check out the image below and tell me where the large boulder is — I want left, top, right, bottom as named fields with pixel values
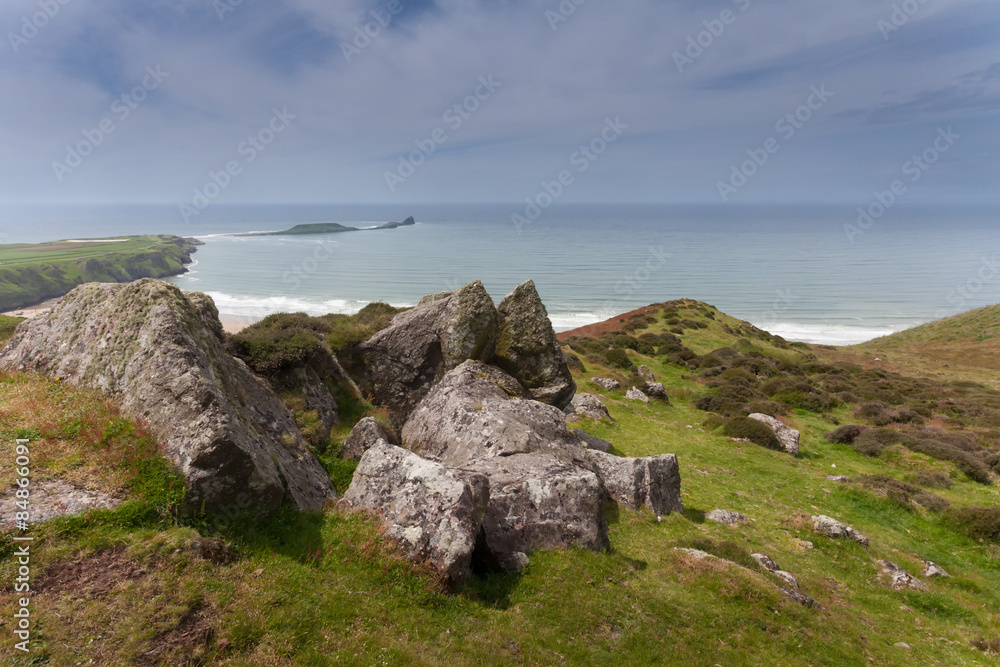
left=586, top=451, right=683, bottom=516
left=748, top=413, right=800, bottom=455
left=341, top=440, right=489, bottom=591
left=354, top=280, right=498, bottom=428
left=565, top=392, right=612, bottom=423
left=0, top=280, right=336, bottom=516
left=494, top=280, right=575, bottom=410
left=402, top=361, right=608, bottom=569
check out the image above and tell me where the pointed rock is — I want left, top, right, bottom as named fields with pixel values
left=494, top=280, right=576, bottom=410
left=342, top=417, right=394, bottom=461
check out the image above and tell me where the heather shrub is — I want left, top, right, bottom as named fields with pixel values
left=721, top=417, right=782, bottom=451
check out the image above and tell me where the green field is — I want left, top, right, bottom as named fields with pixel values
left=0, top=234, right=199, bottom=310
left=1, top=300, right=999, bottom=665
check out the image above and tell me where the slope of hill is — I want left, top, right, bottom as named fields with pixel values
left=1, top=296, right=999, bottom=665
left=0, top=235, right=200, bottom=310
left=823, top=304, right=1000, bottom=387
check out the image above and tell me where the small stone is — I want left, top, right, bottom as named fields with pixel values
left=638, top=365, right=656, bottom=382
left=812, top=515, right=869, bottom=548
left=705, top=509, right=748, bottom=525
left=878, top=560, right=928, bottom=591
left=751, top=553, right=779, bottom=572
left=773, top=570, right=799, bottom=590
left=625, top=387, right=649, bottom=403
left=675, top=547, right=712, bottom=560
left=591, top=378, right=622, bottom=391
left=826, top=475, right=850, bottom=482
left=894, top=642, right=911, bottom=650
left=643, top=381, right=670, bottom=403
left=922, top=560, right=951, bottom=578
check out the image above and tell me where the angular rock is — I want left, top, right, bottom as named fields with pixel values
left=341, top=441, right=489, bottom=591
left=587, top=451, right=683, bottom=516
left=922, top=560, right=951, bottom=578
left=591, top=378, right=622, bottom=392
left=878, top=560, right=928, bottom=591
left=643, top=382, right=670, bottom=403
left=751, top=553, right=779, bottom=572
left=625, top=387, right=649, bottom=403
left=826, top=475, right=851, bottom=482
left=675, top=547, right=712, bottom=559
left=494, top=280, right=576, bottom=409
left=0, top=280, right=335, bottom=515
left=565, top=392, right=612, bottom=423
left=638, top=365, right=656, bottom=382
left=748, top=413, right=800, bottom=455
left=812, top=515, right=869, bottom=547
left=342, top=417, right=393, bottom=461
left=402, top=361, right=609, bottom=569
left=706, top=509, right=748, bottom=525
left=573, top=430, right=613, bottom=453
left=774, top=570, right=799, bottom=589
left=0, top=480, right=120, bottom=527
left=780, top=587, right=818, bottom=608
left=355, top=280, right=499, bottom=428
left=294, top=365, right=340, bottom=438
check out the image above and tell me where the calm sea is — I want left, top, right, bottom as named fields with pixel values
left=1, top=203, right=998, bottom=345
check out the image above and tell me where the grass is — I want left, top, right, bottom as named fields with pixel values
left=0, top=234, right=199, bottom=310
left=3, top=299, right=1000, bottom=664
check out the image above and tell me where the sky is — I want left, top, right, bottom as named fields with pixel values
left=0, top=0, right=998, bottom=205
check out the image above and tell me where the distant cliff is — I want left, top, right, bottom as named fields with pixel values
left=0, top=234, right=201, bottom=311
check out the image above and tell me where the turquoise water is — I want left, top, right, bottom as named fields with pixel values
left=2, top=203, right=998, bottom=344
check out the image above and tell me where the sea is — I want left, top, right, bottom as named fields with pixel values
left=1, top=203, right=998, bottom=345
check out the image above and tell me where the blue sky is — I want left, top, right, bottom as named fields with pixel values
left=0, top=0, right=997, bottom=204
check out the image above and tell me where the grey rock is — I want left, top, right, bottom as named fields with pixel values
left=0, top=479, right=120, bottom=527
left=643, top=382, right=670, bottom=403
left=587, top=450, right=683, bottom=516
left=812, top=515, right=869, bottom=547
left=878, top=560, right=928, bottom=591
left=675, top=547, right=712, bottom=560
left=826, top=475, right=851, bottom=482
left=0, top=280, right=335, bottom=515
left=894, top=642, right=911, bottom=650
left=780, top=586, right=819, bottom=608
left=573, top=430, right=613, bottom=453
left=774, top=570, right=800, bottom=589
left=402, top=361, right=609, bottom=569
left=922, top=560, right=951, bottom=578
left=294, top=365, right=340, bottom=437
left=751, top=553, right=779, bottom=572
left=591, top=378, right=622, bottom=391
left=355, top=280, right=499, bottom=428
left=342, top=441, right=489, bottom=591
left=565, top=392, right=612, bottom=423
left=638, top=365, right=656, bottom=382
left=748, top=413, right=800, bottom=455
left=705, top=509, right=748, bottom=525
left=494, top=280, right=576, bottom=409
left=342, top=417, right=393, bottom=461
left=625, top=387, right=649, bottom=403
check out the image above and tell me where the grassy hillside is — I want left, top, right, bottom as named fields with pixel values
left=0, top=235, right=200, bottom=311
left=821, top=304, right=1000, bottom=388
left=2, top=301, right=1000, bottom=665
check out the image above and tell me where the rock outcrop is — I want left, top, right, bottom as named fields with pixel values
left=638, top=365, right=656, bottom=382
left=342, top=417, right=394, bottom=461
left=922, top=560, right=950, bottom=578
left=341, top=441, right=489, bottom=591
left=878, top=560, right=928, bottom=591
left=0, top=280, right=336, bottom=515
left=705, top=509, right=747, bottom=525
left=812, top=515, right=869, bottom=547
left=587, top=451, right=683, bottom=516
left=402, top=361, right=608, bottom=569
left=643, top=382, right=670, bottom=403
left=354, top=280, right=499, bottom=428
left=494, top=280, right=576, bottom=410
left=573, top=430, right=613, bottom=453
left=565, top=392, right=612, bottom=423
left=748, top=413, right=800, bottom=455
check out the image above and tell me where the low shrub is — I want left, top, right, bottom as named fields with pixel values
left=856, top=474, right=950, bottom=512
left=944, top=506, right=1000, bottom=543
left=605, top=348, right=634, bottom=371
left=825, top=424, right=869, bottom=445
left=913, top=471, right=953, bottom=490
left=229, top=313, right=331, bottom=374
left=721, top=417, right=781, bottom=451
